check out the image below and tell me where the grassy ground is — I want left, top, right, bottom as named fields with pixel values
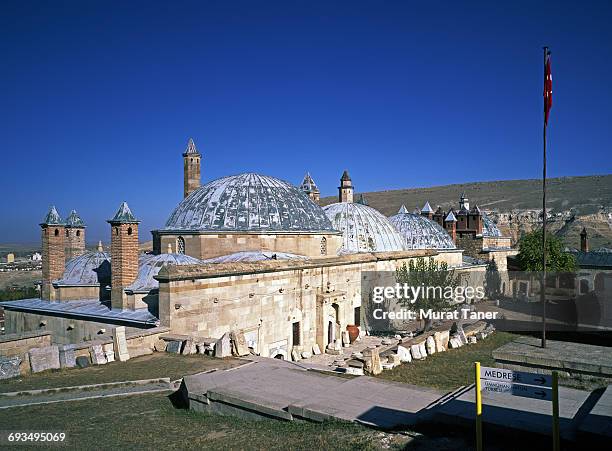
left=0, top=353, right=242, bottom=393
left=377, top=332, right=516, bottom=391
left=0, top=269, right=41, bottom=290
left=0, top=393, right=474, bottom=450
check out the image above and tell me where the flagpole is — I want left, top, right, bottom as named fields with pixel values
left=541, top=46, right=549, bottom=349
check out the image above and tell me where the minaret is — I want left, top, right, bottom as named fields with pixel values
left=444, top=210, right=457, bottom=243
left=108, top=202, right=140, bottom=310
left=338, top=170, right=354, bottom=203
left=65, top=210, right=86, bottom=260
left=300, top=172, right=320, bottom=204
left=580, top=227, right=589, bottom=252
left=40, top=206, right=65, bottom=300
left=459, top=192, right=470, bottom=211
left=183, top=138, right=201, bottom=198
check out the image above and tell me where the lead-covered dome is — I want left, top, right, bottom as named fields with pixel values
left=55, top=251, right=111, bottom=286
left=164, top=173, right=335, bottom=233
left=388, top=211, right=456, bottom=250
left=127, top=253, right=201, bottom=292
left=323, top=203, right=406, bottom=253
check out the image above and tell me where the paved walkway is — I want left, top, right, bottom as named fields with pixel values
left=182, top=357, right=612, bottom=442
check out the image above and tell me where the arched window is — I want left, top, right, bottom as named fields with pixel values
left=320, top=237, right=327, bottom=255
left=65, top=229, right=69, bottom=237
left=177, top=236, right=185, bottom=254
left=54, top=229, right=59, bottom=237
left=76, top=230, right=81, bottom=237
left=127, top=227, right=133, bottom=236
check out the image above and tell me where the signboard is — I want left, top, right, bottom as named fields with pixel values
left=474, top=362, right=560, bottom=451
left=480, top=367, right=551, bottom=388
left=481, top=379, right=552, bottom=401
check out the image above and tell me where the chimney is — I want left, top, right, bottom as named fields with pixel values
left=65, top=210, right=86, bottom=260
left=444, top=210, right=457, bottom=243
left=580, top=227, right=589, bottom=252
left=40, top=206, right=65, bottom=300
left=108, top=202, right=140, bottom=310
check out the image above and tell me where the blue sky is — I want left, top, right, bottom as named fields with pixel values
left=1, top=0, right=611, bottom=243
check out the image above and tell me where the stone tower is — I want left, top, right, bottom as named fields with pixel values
left=65, top=210, right=86, bottom=260
left=338, top=170, right=354, bottom=203
left=108, top=202, right=140, bottom=310
left=459, top=192, right=470, bottom=211
left=183, top=138, right=201, bottom=198
left=580, top=227, right=589, bottom=252
left=444, top=210, right=457, bottom=243
left=40, top=206, right=65, bottom=300
left=300, top=172, right=320, bottom=204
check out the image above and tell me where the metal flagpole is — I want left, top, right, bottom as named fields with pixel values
left=541, top=46, right=549, bottom=349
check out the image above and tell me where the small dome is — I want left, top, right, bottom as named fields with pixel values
left=164, top=173, right=335, bottom=233
left=127, top=253, right=201, bottom=292
left=202, top=251, right=307, bottom=263
left=482, top=213, right=502, bottom=237
left=56, top=251, right=111, bottom=286
left=388, top=212, right=456, bottom=250
left=323, top=203, right=405, bottom=253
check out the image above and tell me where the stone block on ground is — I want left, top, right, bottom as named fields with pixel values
left=113, top=326, right=130, bottom=362
left=166, top=340, right=182, bottom=354
left=418, top=342, right=427, bottom=358
left=215, top=333, right=232, bottom=358
left=426, top=336, right=436, bottom=355
left=410, top=344, right=424, bottom=360
left=449, top=336, right=463, bottom=349
left=90, top=344, right=107, bottom=365
left=230, top=331, right=250, bottom=357
left=312, top=344, right=321, bottom=355
left=76, top=356, right=90, bottom=368
left=468, top=336, right=477, bottom=344
left=362, top=347, right=382, bottom=375
left=341, top=331, right=350, bottom=347
left=182, top=339, right=196, bottom=355
left=29, top=346, right=60, bottom=373
left=301, top=351, right=312, bottom=359
left=154, top=339, right=167, bottom=352
left=291, top=349, right=301, bottom=361
left=0, top=356, right=22, bottom=380
left=58, top=344, right=76, bottom=368
left=397, top=345, right=412, bottom=363
left=103, top=343, right=115, bottom=363
left=434, top=330, right=450, bottom=352
left=388, top=353, right=401, bottom=367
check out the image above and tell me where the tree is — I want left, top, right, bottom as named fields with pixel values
left=485, top=259, right=502, bottom=298
left=517, top=230, right=576, bottom=272
left=396, top=257, right=460, bottom=330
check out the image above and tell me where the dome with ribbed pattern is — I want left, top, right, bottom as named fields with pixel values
left=163, top=173, right=335, bottom=233
left=323, top=203, right=405, bottom=253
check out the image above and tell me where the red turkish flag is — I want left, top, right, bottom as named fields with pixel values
left=544, top=52, right=552, bottom=125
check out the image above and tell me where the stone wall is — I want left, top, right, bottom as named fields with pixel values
left=0, top=331, right=53, bottom=375
left=3, top=311, right=150, bottom=345
left=155, top=231, right=344, bottom=259
left=157, top=249, right=466, bottom=358
left=65, top=227, right=85, bottom=260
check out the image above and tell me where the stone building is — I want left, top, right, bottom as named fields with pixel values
left=2, top=138, right=494, bottom=357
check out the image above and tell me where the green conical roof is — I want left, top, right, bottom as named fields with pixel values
left=40, top=206, right=64, bottom=226
left=108, top=202, right=139, bottom=224
left=65, top=210, right=86, bottom=228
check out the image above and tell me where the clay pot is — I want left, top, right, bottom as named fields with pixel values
left=346, top=324, right=360, bottom=343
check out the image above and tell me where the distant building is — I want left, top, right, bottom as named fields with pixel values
left=31, top=252, right=42, bottom=261
left=6, top=253, right=14, bottom=264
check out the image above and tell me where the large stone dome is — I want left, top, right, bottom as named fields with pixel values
left=388, top=211, right=456, bottom=250
left=163, top=173, right=335, bottom=233
left=55, top=250, right=111, bottom=286
left=323, top=203, right=406, bottom=253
